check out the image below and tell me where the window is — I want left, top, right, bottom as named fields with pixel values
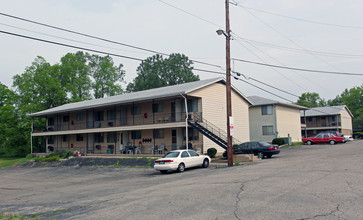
left=63, top=115, right=69, bottom=122
left=308, top=117, right=316, bottom=122
left=184, top=128, right=199, bottom=141
left=154, top=129, right=164, bottom=139
left=107, top=109, right=116, bottom=120
left=152, top=103, right=164, bottom=113
left=76, top=134, right=83, bottom=142
left=94, top=133, right=104, bottom=143
left=261, top=105, right=273, bottom=115
left=262, top=125, right=274, bottom=135
left=95, top=111, right=104, bottom=121
left=107, top=132, right=117, bottom=143
left=181, top=151, right=190, bottom=158
left=131, top=130, right=142, bottom=139
left=48, top=137, right=54, bottom=144
left=76, top=113, right=84, bottom=121
left=182, top=99, right=198, bottom=112
left=63, top=135, right=68, bottom=142
left=48, top=118, right=55, bottom=126
left=131, top=106, right=141, bottom=115
left=188, top=150, right=199, bottom=157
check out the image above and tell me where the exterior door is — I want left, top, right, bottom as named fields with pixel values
left=171, top=102, right=176, bottom=122
left=172, top=129, right=177, bottom=150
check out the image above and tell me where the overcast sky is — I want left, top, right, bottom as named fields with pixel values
left=1, top=0, right=363, bottom=103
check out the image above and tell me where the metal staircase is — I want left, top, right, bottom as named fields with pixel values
left=188, top=113, right=242, bottom=150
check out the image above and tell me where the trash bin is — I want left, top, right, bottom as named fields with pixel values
left=106, top=150, right=113, bottom=154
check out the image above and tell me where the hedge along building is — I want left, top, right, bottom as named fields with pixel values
left=29, top=77, right=252, bottom=155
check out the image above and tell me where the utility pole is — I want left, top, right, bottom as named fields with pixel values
left=217, top=0, right=233, bottom=166
left=225, top=0, right=233, bottom=167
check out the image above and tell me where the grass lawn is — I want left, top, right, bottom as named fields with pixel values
left=0, top=157, right=31, bottom=168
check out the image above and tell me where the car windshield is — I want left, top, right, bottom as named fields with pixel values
left=162, top=152, right=180, bottom=158
left=259, top=142, right=270, bottom=147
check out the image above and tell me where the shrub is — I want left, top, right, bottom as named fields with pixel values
left=207, top=148, right=217, bottom=158
left=26, top=154, right=36, bottom=159
left=272, top=138, right=285, bottom=146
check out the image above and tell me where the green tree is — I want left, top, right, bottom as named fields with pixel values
left=60, top=51, right=92, bottom=102
left=127, top=53, right=199, bottom=92
left=88, top=54, right=125, bottom=98
left=329, top=85, right=363, bottom=130
left=296, top=92, right=326, bottom=108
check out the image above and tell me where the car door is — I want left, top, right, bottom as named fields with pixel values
left=314, top=134, right=324, bottom=143
left=188, top=150, right=201, bottom=167
left=180, top=150, right=192, bottom=168
left=322, top=134, right=331, bottom=143
left=239, top=143, right=249, bottom=154
left=250, top=142, right=259, bottom=154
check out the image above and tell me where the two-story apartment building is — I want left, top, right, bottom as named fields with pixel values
left=29, top=78, right=251, bottom=155
left=301, top=105, right=353, bottom=137
left=248, top=96, right=307, bottom=143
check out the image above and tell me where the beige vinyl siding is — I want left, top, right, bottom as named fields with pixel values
left=340, top=108, right=353, bottom=135
left=188, top=83, right=250, bottom=154
left=275, top=105, right=302, bottom=142
left=249, top=106, right=275, bottom=142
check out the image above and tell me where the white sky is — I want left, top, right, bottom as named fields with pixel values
left=1, top=0, right=363, bottom=103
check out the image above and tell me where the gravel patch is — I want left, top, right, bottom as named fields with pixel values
left=16, top=157, right=155, bottom=168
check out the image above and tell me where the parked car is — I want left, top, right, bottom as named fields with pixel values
left=318, top=131, right=344, bottom=137
left=344, top=135, right=354, bottom=142
left=154, top=150, right=211, bottom=174
left=223, top=141, right=280, bottom=159
left=302, top=133, right=345, bottom=145
left=355, top=134, right=363, bottom=139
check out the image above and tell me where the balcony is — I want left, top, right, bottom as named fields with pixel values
left=37, top=112, right=196, bottom=133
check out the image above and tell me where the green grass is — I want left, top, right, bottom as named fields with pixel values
left=0, top=158, right=32, bottom=168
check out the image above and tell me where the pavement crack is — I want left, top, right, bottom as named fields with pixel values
left=233, top=183, right=244, bottom=220
left=297, top=204, right=340, bottom=220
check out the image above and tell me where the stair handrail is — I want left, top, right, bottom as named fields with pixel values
left=191, top=112, right=242, bottom=146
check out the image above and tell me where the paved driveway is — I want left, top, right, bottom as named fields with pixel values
left=1, top=140, right=362, bottom=219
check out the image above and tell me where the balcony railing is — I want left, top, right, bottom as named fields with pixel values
left=37, top=112, right=194, bottom=132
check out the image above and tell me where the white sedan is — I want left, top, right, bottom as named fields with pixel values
left=154, top=150, right=211, bottom=174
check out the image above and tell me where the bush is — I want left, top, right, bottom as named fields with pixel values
left=207, top=148, right=217, bottom=158
left=272, top=138, right=285, bottom=146
left=26, top=154, right=37, bottom=159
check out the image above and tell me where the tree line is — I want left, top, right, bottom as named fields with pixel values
left=0, top=51, right=198, bottom=157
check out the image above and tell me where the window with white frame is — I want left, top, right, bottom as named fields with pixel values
left=262, top=125, right=274, bottom=135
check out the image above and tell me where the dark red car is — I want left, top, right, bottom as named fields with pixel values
left=302, top=133, right=345, bottom=145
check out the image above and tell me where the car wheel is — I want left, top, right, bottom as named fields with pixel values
left=177, top=163, right=185, bottom=173
left=329, top=140, right=336, bottom=145
left=160, top=170, right=168, bottom=174
left=202, top=159, right=209, bottom=168
left=306, top=140, right=312, bottom=145
left=257, top=152, right=264, bottom=159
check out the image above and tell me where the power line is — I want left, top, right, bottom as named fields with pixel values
left=232, top=33, right=336, bottom=95
left=232, top=3, right=363, bottom=29
left=0, top=30, right=143, bottom=61
left=232, top=58, right=363, bottom=76
left=234, top=36, right=363, bottom=59
left=239, top=6, right=345, bottom=73
left=0, top=12, right=222, bottom=69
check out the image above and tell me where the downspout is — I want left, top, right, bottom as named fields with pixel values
left=180, top=94, right=188, bottom=150
left=31, top=118, right=33, bottom=154
left=273, top=104, right=278, bottom=138
left=304, top=110, right=307, bottom=138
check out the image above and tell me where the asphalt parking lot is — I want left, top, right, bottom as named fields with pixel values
left=1, top=140, right=362, bottom=219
